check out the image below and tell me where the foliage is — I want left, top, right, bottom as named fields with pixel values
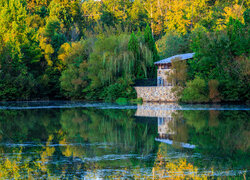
left=86, top=31, right=153, bottom=100
left=0, top=0, right=249, bottom=101
left=144, top=24, right=159, bottom=62
left=59, top=40, right=92, bottom=99
left=156, top=31, right=190, bottom=59
left=187, top=14, right=249, bottom=102
left=115, top=97, right=128, bottom=105
left=167, top=57, right=188, bottom=87
left=208, top=79, right=221, bottom=102
left=181, top=76, right=209, bottom=103
left=101, top=79, right=137, bottom=102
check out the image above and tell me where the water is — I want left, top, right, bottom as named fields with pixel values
left=0, top=102, right=249, bottom=179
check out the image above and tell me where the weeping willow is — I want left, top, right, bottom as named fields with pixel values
left=88, top=34, right=153, bottom=88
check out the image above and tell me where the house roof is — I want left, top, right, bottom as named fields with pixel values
left=154, top=53, right=195, bottom=65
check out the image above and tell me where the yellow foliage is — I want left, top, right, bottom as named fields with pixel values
left=58, top=42, right=71, bottom=63
left=216, top=4, right=245, bottom=30
left=82, top=0, right=102, bottom=22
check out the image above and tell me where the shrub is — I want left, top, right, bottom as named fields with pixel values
left=116, top=98, right=128, bottom=105
left=181, top=77, right=209, bottom=103
left=101, top=79, right=137, bottom=102
left=208, top=79, right=220, bottom=102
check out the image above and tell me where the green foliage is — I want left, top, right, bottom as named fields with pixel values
left=144, top=24, right=159, bottom=62
left=128, top=32, right=139, bottom=57
left=0, top=0, right=248, bottom=102
left=156, top=31, right=190, bottom=59
left=101, top=79, right=137, bottom=102
left=181, top=77, right=209, bottom=103
left=243, top=8, right=250, bottom=25
left=227, top=17, right=246, bottom=56
left=167, top=57, right=188, bottom=87
left=59, top=40, right=92, bottom=99
left=115, top=98, right=128, bottom=105
left=88, top=32, right=153, bottom=89
left=188, top=15, right=249, bottom=102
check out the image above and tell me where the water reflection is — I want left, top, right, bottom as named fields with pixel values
left=0, top=102, right=249, bottom=178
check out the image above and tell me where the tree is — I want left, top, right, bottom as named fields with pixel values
left=48, top=0, right=83, bottom=41
left=128, top=0, right=147, bottom=31
left=88, top=33, right=153, bottom=88
left=181, top=76, right=209, bottom=103
left=144, top=24, right=159, bottom=62
left=167, top=57, right=188, bottom=87
left=39, top=16, right=66, bottom=68
left=208, top=79, right=220, bottom=102
left=0, top=0, right=42, bottom=100
left=59, top=40, right=92, bottom=99
left=156, top=31, right=190, bottom=59
left=81, top=0, right=102, bottom=29
left=128, top=32, right=139, bottom=58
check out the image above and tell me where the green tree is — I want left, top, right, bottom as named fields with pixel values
left=144, top=24, right=159, bottom=62
left=156, top=31, right=190, bottom=59
left=0, top=0, right=42, bottom=100
left=167, top=57, right=188, bottom=87
left=128, top=32, right=139, bottom=56
left=181, top=76, right=209, bottom=103
left=59, top=40, right=92, bottom=99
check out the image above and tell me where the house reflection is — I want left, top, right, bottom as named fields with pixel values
left=135, top=103, right=195, bottom=149
left=135, top=102, right=177, bottom=139
left=158, top=116, right=175, bottom=139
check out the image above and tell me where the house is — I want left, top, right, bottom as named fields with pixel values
left=134, top=53, right=194, bottom=102
left=155, top=53, right=194, bottom=87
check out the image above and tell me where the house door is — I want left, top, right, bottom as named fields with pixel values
left=157, top=77, right=163, bottom=86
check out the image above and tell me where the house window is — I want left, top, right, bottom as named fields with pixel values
left=158, top=117, right=165, bottom=125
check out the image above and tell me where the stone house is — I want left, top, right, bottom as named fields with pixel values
left=135, top=53, right=194, bottom=102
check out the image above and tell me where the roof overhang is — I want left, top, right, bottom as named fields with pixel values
left=154, top=53, right=195, bottom=65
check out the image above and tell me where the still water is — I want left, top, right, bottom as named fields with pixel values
left=0, top=102, right=249, bottom=179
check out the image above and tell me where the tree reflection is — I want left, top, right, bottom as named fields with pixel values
left=182, top=110, right=250, bottom=158
left=59, top=108, right=158, bottom=156
left=150, top=143, right=209, bottom=180
left=0, top=107, right=249, bottom=178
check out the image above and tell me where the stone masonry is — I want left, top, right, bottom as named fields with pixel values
left=134, top=86, right=178, bottom=102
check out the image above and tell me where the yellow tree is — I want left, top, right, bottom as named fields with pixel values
left=81, top=0, right=102, bottom=23
left=185, top=0, right=209, bottom=30
left=164, top=0, right=191, bottom=34
left=144, top=0, right=168, bottom=35
left=128, top=0, right=147, bottom=29
left=144, top=0, right=209, bottom=35
left=148, top=0, right=169, bottom=36
left=216, top=2, right=246, bottom=30
left=102, top=0, right=130, bottom=23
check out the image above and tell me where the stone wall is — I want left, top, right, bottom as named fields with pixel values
left=134, top=86, right=178, bottom=102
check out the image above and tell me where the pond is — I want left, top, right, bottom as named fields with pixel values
left=0, top=102, right=249, bottom=179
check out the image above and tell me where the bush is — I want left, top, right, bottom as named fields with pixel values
left=208, top=79, right=220, bottom=102
left=116, top=98, right=128, bottom=105
left=181, top=77, right=209, bottom=103
left=101, top=79, right=137, bottom=102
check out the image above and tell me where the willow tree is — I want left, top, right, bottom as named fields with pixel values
left=88, top=33, right=153, bottom=88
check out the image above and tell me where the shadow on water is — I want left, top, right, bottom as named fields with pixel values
left=0, top=102, right=249, bottom=179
